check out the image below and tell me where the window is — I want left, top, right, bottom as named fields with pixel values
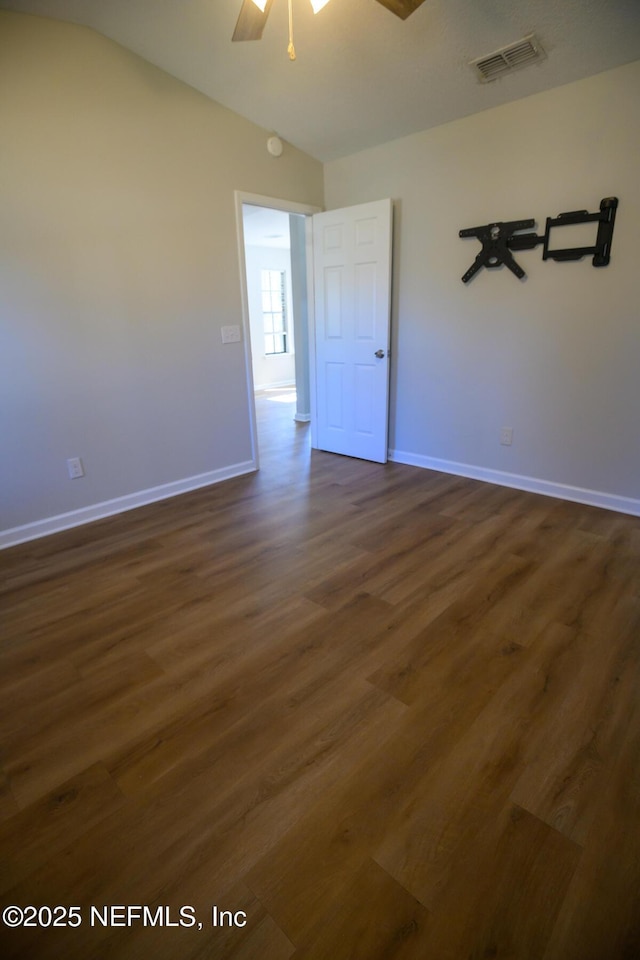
left=261, top=269, right=288, bottom=355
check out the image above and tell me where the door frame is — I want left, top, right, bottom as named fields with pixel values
left=234, top=191, right=322, bottom=469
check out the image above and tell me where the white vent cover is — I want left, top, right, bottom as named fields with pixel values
left=470, top=34, right=546, bottom=83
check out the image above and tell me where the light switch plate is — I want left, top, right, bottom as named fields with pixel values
left=221, top=325, right=241, bottom=344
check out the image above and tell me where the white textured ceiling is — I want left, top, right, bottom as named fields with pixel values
left=1, top=0, right=639, bottom=160
left=243, top=204, right=293, bottom=248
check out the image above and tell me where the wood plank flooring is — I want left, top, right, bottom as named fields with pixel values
left=1, top=386, right=639, bottom=959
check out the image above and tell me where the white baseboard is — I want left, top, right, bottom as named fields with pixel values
left=294, top=412, right=311, bottom=422
left=5, top=452, right=636, bottom=551
left=388, top=450, right=640, bottom=518
left=0, top=461, right=257, bottom=550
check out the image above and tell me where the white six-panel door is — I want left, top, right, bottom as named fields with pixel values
left=312, top=199, right=393, bottom=463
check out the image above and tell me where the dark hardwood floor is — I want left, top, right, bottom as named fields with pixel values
left=1, top=388, right=639, bottom=959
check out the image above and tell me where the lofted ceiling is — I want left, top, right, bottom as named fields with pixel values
left=1, top=0, right=639, bottom=160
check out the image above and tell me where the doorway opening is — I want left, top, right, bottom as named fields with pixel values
left=235, top=192, right=321, bottom=467
left=236, top=194, right=393, bottom=469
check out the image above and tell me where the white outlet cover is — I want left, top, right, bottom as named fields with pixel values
left=67, top=457, right=85, bottom=479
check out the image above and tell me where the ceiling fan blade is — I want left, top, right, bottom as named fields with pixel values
left=374, top=0, right=427, bottom=20
left=232, top=0, right=274, bottom=42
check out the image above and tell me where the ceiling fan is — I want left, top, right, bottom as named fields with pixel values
left=233, top=0, right=428, bottom=60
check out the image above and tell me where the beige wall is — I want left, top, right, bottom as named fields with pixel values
left=0, top=11, right=323, bottom=540
left=2, top=10, right=638, bottom=543
left=325, top=62, right=640, bottom=511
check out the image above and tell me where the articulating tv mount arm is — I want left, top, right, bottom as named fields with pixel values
left=459, top=197, right=618, bottom=283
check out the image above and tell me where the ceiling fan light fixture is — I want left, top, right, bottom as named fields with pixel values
left=235, top=0, right=427, bottom=47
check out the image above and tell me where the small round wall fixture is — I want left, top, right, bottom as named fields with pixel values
left=267, top=135, right=284, bottom=158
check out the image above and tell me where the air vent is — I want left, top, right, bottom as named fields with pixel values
left=470, top=34, right=546, bottom=83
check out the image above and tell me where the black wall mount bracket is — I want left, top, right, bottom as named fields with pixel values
left=459, top=197, right=618, bottom=283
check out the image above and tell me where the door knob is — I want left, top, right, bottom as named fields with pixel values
left=374, top=349, right=385, bottom=358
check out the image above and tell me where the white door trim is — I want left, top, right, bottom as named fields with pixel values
left=234, top=191, right=322, bottom=469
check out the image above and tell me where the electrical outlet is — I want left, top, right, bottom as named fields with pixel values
left=500, top=427, right=513, bottom=446
left=67, top=457, right=85, bottom=479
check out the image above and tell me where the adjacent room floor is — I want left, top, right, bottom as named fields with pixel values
left=1, top=394, right=639, bottom=959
